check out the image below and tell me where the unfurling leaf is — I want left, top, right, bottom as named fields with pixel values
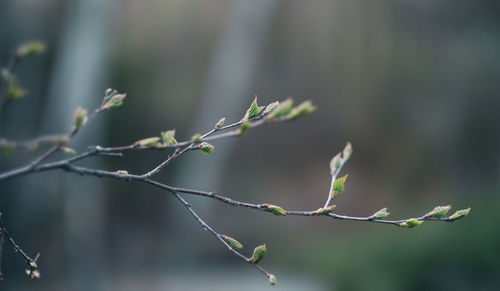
left=221, top=235, right=243, bottom=249
left=286, top=100, right=316, bottom=120
left=331, top=174, right=348, bottom=197
left=448, top=208, right=471, bottom=221
left=16, top=41, right=46, bottom=57
left=102, top=93, right=126, bottom=110
left=135, top=137, right=161, bottom=147
left=342, top=142, right=353, bottom=160
left=250, top=244, right=266, bottom=264
left=215, top=117, right=226, bottom=129
left=427, top=205, right=451, bottom=218
left=268, top=274, right=277, bottom=286
left=400, top=218, right=423, bottom=228
left=192, top=134, right=201, bottom=143
left=267, top=98, right=293, bottom=120
left=329, top=153, right=342, bottom=174
left=161, top=130, right=177, bottom=145
left=244, top=96, right=264, bottom=120
left=199, top=142, right=215, bottom=154
left=263, top=204, right=286, bottom=216
left=370, top=208, right=390, bottom=220
left=73, top=107, right=87, bottom=131
left=2, top=71, right=26, bottom=103
left=238, top=121, right=251, bottom=136
left=60, top=147, right=76, bottom=155
left=312, top=205, right=336, bottom=216
left=263, top=101, right=280, bottom=116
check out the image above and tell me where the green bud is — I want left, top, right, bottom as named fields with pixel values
left=370, top=207, right=390, bottom=220
left=332, top=174, right=348, bottom=197
left=400, top=218, right=423, bottom=228
left=161, top=130, right=177, bottom=145
left=73, top=107, right=87, bottom=131
left=268, top=274, right=277, bottom=286
left=60, top=147, right=76, bottom=155
left=250, top=244, right=266, bottom=264
left=329, top=153, right=342, bottom=174
left=4, top=75, right=26, bottom=103
left=215, top=117, right=226, bottom=128
left=342, top=142, right=353, bottom=160
left=102, top=93, right=126, bottom=110
left=427, top=205, right=451, bottom=218
left=312, top=205, right=336, bottom=216
left=238, top=121, right=251, bottom=136
left=267, top=98, right=293, bottom=120
left=286, top=100, right=316, bottom=120
left=263, top=204, right=286, bottom=216
left=135, top=137, right=161, bottom=147
left=192, top=134, right=201, bottom=143
left=199, top=142, right=215, bottom=154
left=116, top=170, right=128, bottom=175
left=244, top=96, right=264, bottom=120
left=16, top=41, right=46, bottom=57
left=221, top=235, right=243, bottom=249
left=448, top=208, right=471, bottom=221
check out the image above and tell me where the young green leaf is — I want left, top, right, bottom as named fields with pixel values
left=135, top=137, right=161, bottom=147
left=400, top=218, right=423, bottom=228
left=286, top=100, right=316, bottom=120
left=263, top=204, right=286, bottom=216
left=238, top=121, right=251, bottom=136
left=331, top=174, right=348, bottom=197
left=427, top=205, right=451, bottom=218
left=250, top=244, right=266, bottom=264
left=16, top=41, right=46, bottom=57
left=102, top=93, right=126, bottom=110
left=267, top=98, right=293, bottom=120
left=370, top=208, right=390, bottom=220
left=342, top=142, right=353, bottom=160
left=244, top=96, right=264, bottom=120
left=199, top=142, right=215, bottom=154
left=448, top=208, right=471, bottom=221
left=221, top=235, right=243, bottom=249
left=161, top=130, right=177, bottom=145
left=329, top=153, right=342, bottom=175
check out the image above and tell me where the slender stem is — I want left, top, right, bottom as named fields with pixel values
left=172, top=193, right=273, bottom=279
left=0, top=213, right=35, bottom=265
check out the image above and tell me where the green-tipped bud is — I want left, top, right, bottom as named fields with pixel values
left=199, top=142, right=215, bottom=154
left=244, top=96, right=264, bottom=120
left=342, top=142, right=353, bottom=160
left=400, top=218, right=423, bottom=228
left=268, top=274, right=277, bottom=286
left=16, top=41, right=46, bottom=57
left=192, top=133, right=201, bottom=143
left=221, top=235, right=243, bottom=249
left=312, top=205, right=336, bottom=216
left=329, top=153, right=342, bottom=174
left=215, top=117, right=226, bottom=129
left=161, top=130, right=177, bottom=145
left=286, top=100, right=316, bottom=120
left=250, top=244, right=266, bottom=264
left=102, top=93, right=126, bottom=110
left=370, top=207, right=390, bottom=220
left=448, top=208, right=471, bottom=221
left=73, top=107, right=87, bottom=131
left=427, top=205, right=451, bottom=218
left=263, top=101, right=280, bottom=116
left=332, top=174, right=348, bottom=197
left=238, top=121, right=251, bottom=136
left=116, top=170, right=128, bottom=175
left=60, top=147, right=76, bottom=155
left=263, top=204, right=286, bottom=216
left=135, top=137, right=161, bottom=147
left=267, top=98, right=293, bottom=120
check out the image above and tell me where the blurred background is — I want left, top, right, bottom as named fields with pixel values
left=1, top=0, right=499, bottom=290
